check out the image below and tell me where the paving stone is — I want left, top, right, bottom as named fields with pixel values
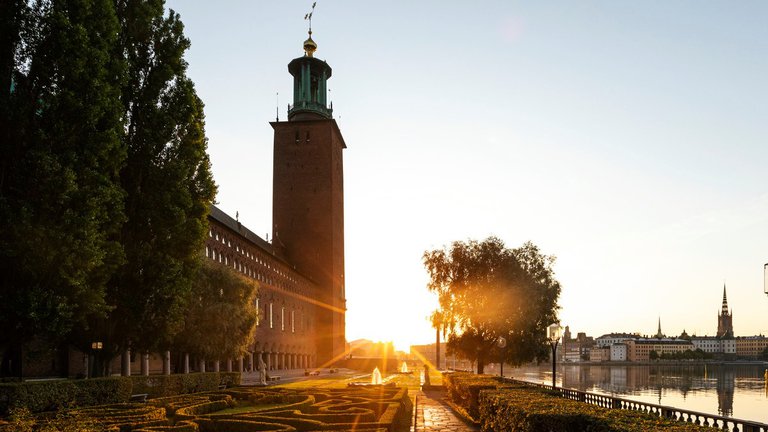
left=413, top=387, right=479, bottom=432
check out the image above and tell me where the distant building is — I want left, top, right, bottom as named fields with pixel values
left=717, top=285, right=734, bottom=338
left=610, top=343, right=628, bottom=361
left=561, top=326, right=595, bottom=362
left=589, top=346, right=610, bottom=362
left=690, top=336, right=736, bottom=355
left=625, top=338, right=695, bottom=362
left=596, top=333, right=636, bottom=348
left=735, top=336, right=768, bottom=358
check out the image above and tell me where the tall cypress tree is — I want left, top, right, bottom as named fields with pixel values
left=88, top=0, right=216, bottom=363
left=0, top=0, right=126, bottom=375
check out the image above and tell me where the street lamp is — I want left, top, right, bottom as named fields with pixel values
left=764, top=263, right=767, bottom=296
left=548, top=324, right=561, bottom=388
left=496, top=336, right=507, bottom=378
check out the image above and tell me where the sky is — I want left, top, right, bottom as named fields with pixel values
left=164, top=1, right=768, bottom=351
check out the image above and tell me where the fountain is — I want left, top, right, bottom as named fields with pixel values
left=371, top=367, right=382, bottom=385
left=401, top=362, right=409, bottom=373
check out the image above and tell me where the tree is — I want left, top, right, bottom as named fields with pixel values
left=0, top=0, right=126, bottom=375
left=649, top=350, right=659, bottom=361
left=173, top=260, right=258, bottom=361
left=70, top=0, right=217, bottom=371
left=423, top=237, right=560, bottom=374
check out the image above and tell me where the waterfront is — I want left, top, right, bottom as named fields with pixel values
left=501, top=363, right=768, bottom=425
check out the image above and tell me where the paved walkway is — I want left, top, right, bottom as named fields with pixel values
left=414, top=387, right=479, bottom=432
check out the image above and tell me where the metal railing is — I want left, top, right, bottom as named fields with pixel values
left=508, top=379, right=768, bottom=432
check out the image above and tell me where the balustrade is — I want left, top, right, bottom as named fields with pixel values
left=507, top=378, right=767, bottom=432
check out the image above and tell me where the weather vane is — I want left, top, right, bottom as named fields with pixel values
left=304, top=2, right=316, bottom=33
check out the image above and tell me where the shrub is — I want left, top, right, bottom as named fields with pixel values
left=0, top=377, right=132, bottom=415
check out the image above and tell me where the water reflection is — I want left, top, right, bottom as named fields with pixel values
left=508, top=364, right=768, bottom=424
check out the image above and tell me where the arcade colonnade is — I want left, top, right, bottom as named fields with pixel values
left=109, top=349, right=317, bottom=377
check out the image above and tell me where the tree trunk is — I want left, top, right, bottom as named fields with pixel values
left=476, top=357, right=485, bottom=374
left=435, top=327, right=440, bottom=371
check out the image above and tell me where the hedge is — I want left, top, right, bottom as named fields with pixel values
left=479, top=387, right=717, bottom=432
left=0, top=377, right=132, bottom=415
left=443, top=372, right=719, bottom=432
left=0, top=372, right=241, bottom=415
left=1, top=386, right=412, bottom=431
left=132, top=373, right=240, bottom=398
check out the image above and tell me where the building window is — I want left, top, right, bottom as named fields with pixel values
left=281, top=307, right=285, bottom=331
left=255, top=298, right=260, bottom=326
left=291, top=310, right=295, bottom=333
left=205, top=246, right=210, bottom=258
left=269, top=303, right=273, bottom=329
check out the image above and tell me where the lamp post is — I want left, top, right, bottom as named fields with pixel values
left=548, top=324, right=561, bottom=388
left=497, top=336, right=507, bottom=378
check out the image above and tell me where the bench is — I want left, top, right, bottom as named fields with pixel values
left=218, top=383, right=227, bottom=390
left=268, top=376, right=281, bottom=382
left=130, top=393, right=148, bottom=403
left=308, top=371, right=320, bottom=376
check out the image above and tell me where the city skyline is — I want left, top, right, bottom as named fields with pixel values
left=165, top=1, right=768, bottom=350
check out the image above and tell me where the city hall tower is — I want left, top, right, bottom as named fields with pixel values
left=271, top=29, right=346, bottom=366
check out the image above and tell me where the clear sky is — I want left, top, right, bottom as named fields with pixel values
left=164, top=1, right=768, bottom=351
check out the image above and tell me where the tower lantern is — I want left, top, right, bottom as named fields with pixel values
left=288, top=10, right=332, bottom=121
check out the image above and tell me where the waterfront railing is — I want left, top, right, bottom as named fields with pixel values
left=508, top=378, right=768, bottom=432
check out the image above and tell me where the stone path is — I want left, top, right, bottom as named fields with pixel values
left=414, top=387, right=479, bottom=432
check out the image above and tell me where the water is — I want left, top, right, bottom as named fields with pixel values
left=502, top=363, right=768, bottom=424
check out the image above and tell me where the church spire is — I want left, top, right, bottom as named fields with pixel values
left=656, top=317, right=663, bottom=338
left=721, top=283, right=729, bottom=314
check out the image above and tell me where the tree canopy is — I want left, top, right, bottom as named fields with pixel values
left=174, top=261, right=259, bottom=360
left=423, top=237, right=560, bottom=373
left=0, top=0, right=126, bottom=354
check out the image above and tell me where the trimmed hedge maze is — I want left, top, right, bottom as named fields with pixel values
left=1, top=385, right=412, bottom=432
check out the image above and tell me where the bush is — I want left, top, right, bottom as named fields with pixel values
left=443, top=372, right=509, bottom=420
left=0, top=377, right=132, bottom=415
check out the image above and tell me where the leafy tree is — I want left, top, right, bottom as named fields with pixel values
left=649, top=350, right=659, bottom=360
left=174, top=261, right=258, bottom=361
left=0, top=0, right=126, bottom=375
left=70, top=0, right=216, bottom=371
left=423, top=237, right=560, bottom=374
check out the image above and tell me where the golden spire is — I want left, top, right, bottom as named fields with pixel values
left=303, top=2, right=317, bottom=57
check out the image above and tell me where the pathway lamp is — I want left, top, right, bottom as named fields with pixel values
left=497, top=336, right=507, bottom=378
left=548, top=324, right=561, bottom=388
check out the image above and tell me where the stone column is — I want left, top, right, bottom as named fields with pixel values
left=249, top=352, right=255, bottom=372
left=199, top=358, right=206, bottom=373
left=226, top=359, right=233, bottom=372
left=266, top=352, right=272, bottom=371
left=83, top=354, right=89, bottom=379
left=121, top=350, right=131, bottom=377
left=214, top=360, right=220, bottom=372
left=141, top=353, right=149, bottom=376
left=183, top=353, right=190, bottom=374
left=237, top=356, right=244, bottom=373
left=163, top=351, right=171, bottom=375
left=280, top=353, right=285, bottom=370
